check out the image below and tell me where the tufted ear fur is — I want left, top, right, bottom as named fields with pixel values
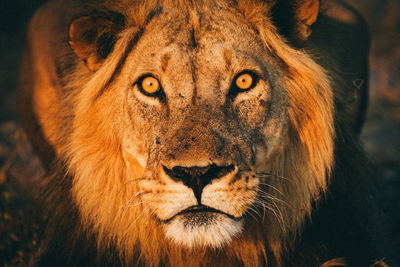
left=271, top=0, right=320, bottom=42
left=69, top=11, right=125, bottom=71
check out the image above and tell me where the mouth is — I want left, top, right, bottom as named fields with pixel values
left=162, top=205, right=245, bottom=248
left=163, top=205, right=241, bottom=223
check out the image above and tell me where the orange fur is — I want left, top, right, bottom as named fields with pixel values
left=19, top=0, right=348, bottom=266
left=65, top=1, right=333, bottom=265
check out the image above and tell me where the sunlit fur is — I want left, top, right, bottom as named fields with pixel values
left=22, top=0, right=334, bottom=266
left=68, top=2, right=332, bottom=266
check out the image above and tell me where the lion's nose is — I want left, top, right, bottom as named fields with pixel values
left=162, top=164, right=236, bottom=203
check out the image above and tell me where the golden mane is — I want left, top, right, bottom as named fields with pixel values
left=56, top=1, right=335, bottom=266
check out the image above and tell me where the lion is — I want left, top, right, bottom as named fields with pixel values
left=17, top=0, right=385, bottom=266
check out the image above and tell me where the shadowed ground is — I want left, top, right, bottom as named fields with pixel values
left=0, top=0, right=398, bottom=265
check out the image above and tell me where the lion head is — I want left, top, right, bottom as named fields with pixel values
left=23, top=0, right=335, bottom=265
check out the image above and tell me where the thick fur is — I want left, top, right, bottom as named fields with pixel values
left=18, top=0, right=383, bottom=266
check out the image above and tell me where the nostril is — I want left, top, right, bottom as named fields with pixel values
left=163, top=166, right=192, bottom=182
left=162, top=164, right=236, bottom=203
left=211, top=164, right=236, bottom=179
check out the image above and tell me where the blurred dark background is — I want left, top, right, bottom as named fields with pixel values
left=0, top=0, right=399, bottom=265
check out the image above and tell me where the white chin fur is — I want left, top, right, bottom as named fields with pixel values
left=164, top=213, right=243, bottom=248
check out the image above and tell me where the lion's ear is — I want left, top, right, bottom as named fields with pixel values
left=271, top=0, right=319, bottom=42
left=69, top=12, right=125, bottom=71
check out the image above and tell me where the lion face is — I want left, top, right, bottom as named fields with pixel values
left=65, top=0, right=333, bottom=262
left=116, top=7, right=290, bottom=248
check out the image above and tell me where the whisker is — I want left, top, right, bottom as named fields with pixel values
left=122, top=191, right=145, bottom=209
left=245, top=205, right=261, bottom=221
left=127, top=200, right=148, bottom=208
left=120, top=191, right=155, bottom=215
left=257, top=184, right=290, bottom=206
left=257, top=190, right=291, bottom=208
left=123, top=205, right=152, bottom=237
left=251, top=199, right=266, bottom=221
left=256, top=173, right=293, bottom=183
left=253, top=194, right=287, bottom=231
left=124, top=177, right=153, bottom=184
left=259, top=200, right=285, bottom=229
left=259, top=192, right=292, bottom=223
left=117, top=177, right=151, bottom=194
left=122, top=190, right=162, bottom=214
left=121, top=191, right=161, bottom=237
left=258, top=182, right=285, bottom=197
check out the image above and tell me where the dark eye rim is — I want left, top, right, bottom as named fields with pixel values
left=229, top=70, right=260, bottom=97
left=134, top=74, right=163, bottom=97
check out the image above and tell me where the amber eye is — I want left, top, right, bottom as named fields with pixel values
left=234, top=72, right=258, bottom=91
left=235, top=73, right=253, bottom=90
left=138, top=76, right=160, bottom=95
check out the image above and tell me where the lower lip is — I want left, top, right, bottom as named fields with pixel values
left=163, top=206, right=240, bottom=223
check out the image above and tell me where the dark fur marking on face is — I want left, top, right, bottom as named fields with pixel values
left=190, top=28, right=197, bottom=48
left=223, top=49, right=233, bottom=71
left=190, top=60, right=198, bottom=105
left=93, top=29, right=144, bottom=101
left=93, top=7, right=164, bottom=101
left=161, top=53, right=171, bottom=72
left=146, top=6, right=163, bottom=24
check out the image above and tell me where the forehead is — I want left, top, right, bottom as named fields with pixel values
left=131, top=5, right=266, bottom=65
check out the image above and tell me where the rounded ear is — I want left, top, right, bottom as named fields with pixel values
left=271, top=0, right=320, bottom=42
left=69, top=11, right=125, bottom=71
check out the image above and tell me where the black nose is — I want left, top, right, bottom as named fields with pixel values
left=163, top=164, right=235, bottom=203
